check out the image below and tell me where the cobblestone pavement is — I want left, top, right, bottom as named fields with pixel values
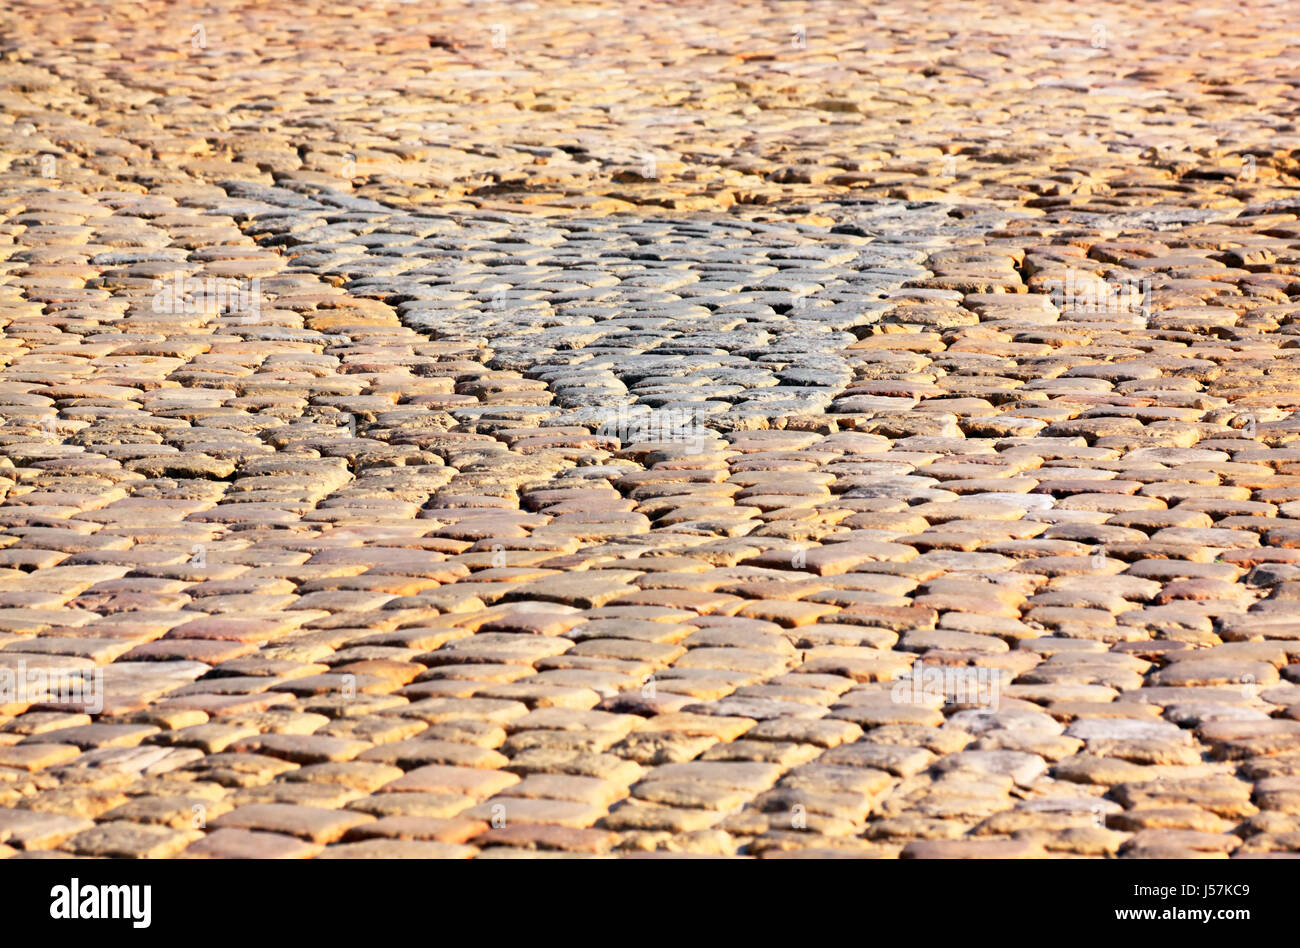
left=1, top=0, right=1300, bottom=859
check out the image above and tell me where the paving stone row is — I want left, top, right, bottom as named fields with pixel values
left=1, top=0, right=1300, bottom=859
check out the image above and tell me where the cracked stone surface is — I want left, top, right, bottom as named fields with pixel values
left=2, top=0, right=1300, bottom=858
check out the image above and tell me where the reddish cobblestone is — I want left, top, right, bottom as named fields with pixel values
left=2, top=0, right=1300, bottom=859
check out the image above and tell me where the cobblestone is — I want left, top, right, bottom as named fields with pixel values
left=2, top=0, right=1300, bottom=859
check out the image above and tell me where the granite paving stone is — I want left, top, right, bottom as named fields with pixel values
left=2, top=0, right=1300, bottom=859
